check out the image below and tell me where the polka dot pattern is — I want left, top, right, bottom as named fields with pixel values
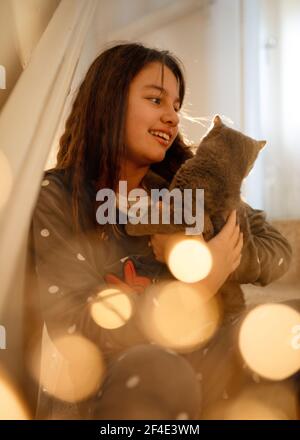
left=41, top=229, right=50, bottom=237
left=126, top=375, right=140, bottom=389
left=222, top=390, right=229, bottom=400
left=165, top=348, right=177, bottom=356
left=77, top=253, right=85, bottom=261
left=202, top=348, right=209, bottom=357
left=176, top=412, right=189, bottom=420
left=41, top=179, right=50, bottom=187
left=196, top=372, right=203, bottom=381
left=252, top=373, right=261, bottom=383
left=153, top=297, right=159, bottom=307
left=48, top=285, right=59, bottom=294
left=67, top=324, right=76, bottom=334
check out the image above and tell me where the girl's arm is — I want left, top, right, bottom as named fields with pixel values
left=230, top=203, right=292, bottom=285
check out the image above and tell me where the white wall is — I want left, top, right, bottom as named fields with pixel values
left=137, top=0, right=243, bottom=145
left=94, top=0, right=179, bottom=42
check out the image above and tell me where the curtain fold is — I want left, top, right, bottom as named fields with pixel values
left=0, top=0, right=98, bottom=312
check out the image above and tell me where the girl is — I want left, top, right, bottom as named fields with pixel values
left=26, top=43, right=292, bottom=419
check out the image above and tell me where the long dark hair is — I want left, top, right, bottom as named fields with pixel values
left=56, top=42, right=192, bottom=228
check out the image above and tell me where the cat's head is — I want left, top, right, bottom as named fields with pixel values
left=207, top=115, right=266, bottom=178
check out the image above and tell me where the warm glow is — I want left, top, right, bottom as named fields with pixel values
left=239, top=303, right=300, bottom=380
left=166, top=235, right=212, bottom=283
left=0, top=366, right=30, bottom=420
left=225, top=398, right=288, bottom=420
left=139, top=280, right=221, bottom=353
left=0, top=150, right=13, bottom=210
left=90, top=288, right=133, bottom=329
left=203, top=382, right=297, bottom=420
left=204, top=397, right=288, bottom=420
left=30, top=333, right=105, bottom=402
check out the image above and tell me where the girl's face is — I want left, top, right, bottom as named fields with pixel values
left=124, top=62, right=180, bottom=167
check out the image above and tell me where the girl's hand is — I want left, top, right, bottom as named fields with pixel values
left=203, top=210, right=243, bottom=293
left=149, top=233, right=173, bottom=263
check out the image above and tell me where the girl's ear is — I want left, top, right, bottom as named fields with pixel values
left=213, top=115, right=223, bottom=127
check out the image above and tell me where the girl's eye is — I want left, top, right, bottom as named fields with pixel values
left=148, top=97, right=180, bottom=112
left=148, top=97, right=161, bottom=105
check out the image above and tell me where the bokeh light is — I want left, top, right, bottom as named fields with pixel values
left=29, top=333, right=105, bottom=402
left=0, top=365, right=30, bottom=419
left=166, top=235, right=212, bottom=283
left=90, top=288, right=133, bottom=330
left=139, top=280, right=221, bottom=353
left=239, top=303, right=300, bottom=380
left=204, top=396, right=287, bottom=420
left=203, top=382, right=298, bottom=420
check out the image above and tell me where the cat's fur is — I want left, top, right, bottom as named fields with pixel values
left=125, top=115, right=266, bottom=240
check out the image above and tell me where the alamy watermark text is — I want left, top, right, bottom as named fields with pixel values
left=96, top=181, right=204, bottom=235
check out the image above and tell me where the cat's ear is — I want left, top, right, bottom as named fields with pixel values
left=213, top=115, right=223, bottom=127
left=258, top=140, right=267, bottom=150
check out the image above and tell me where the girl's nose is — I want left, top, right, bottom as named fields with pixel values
left=161, top=107, right=180, bottom=127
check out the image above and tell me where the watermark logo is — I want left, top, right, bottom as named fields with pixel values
left=0, top=65, right=6, bottom=90
left=0, top=325, right=6, bottom=349
left=96, top=181, right=204, bottom=235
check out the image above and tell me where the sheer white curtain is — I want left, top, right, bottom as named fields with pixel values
left=0, top=0, right=98, bottom=387
left=241, top=0, right=265, bottom=210
left=275, top=0, right=300, bottom=219
left=243, top=0, right=300, bottom=220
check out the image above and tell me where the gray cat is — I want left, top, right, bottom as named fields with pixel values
left=125, top=115, right=266, bottom=240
